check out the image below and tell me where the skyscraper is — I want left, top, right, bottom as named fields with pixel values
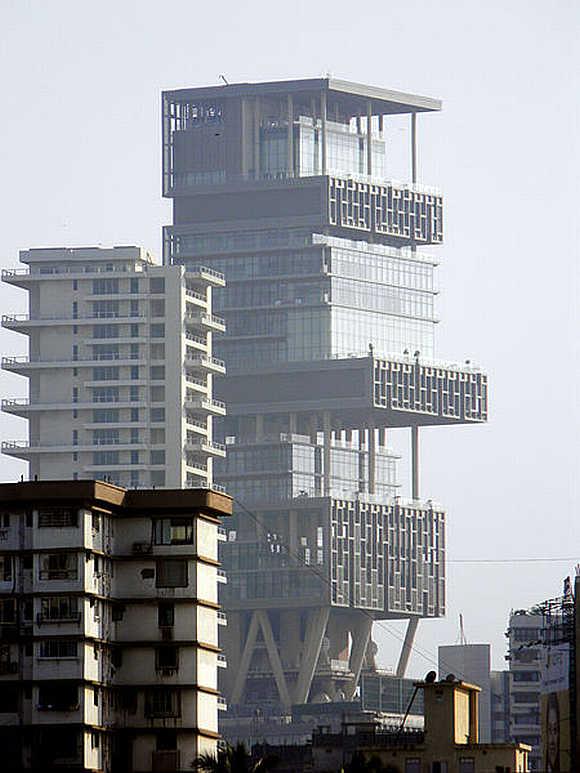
left=162, top=77, right=488, bottom=720
left=2, top=246, right=225, bottom=489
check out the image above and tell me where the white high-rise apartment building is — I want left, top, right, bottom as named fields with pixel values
left=1, top=246, right=226, bottom=490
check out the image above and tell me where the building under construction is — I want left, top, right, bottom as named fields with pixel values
left=161, top=77, right=488, bottom=729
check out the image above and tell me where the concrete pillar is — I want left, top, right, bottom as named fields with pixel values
left=396, top=617, right=419, bottom=677
left=368, top=425, right=376, bottom=495
left=288, top=412, right=297, bottom=435
left=411, top=112, right=417, bottom=184
left=320, top=91, right=327, bottom=175
left=230, top=611, right=260, bottom=704
left=378, top=114, right=384, bottom=134
left=240, top=97, right=248, bottom=177
left=256, top=610, right=292, bottom=709
left=255, top=414, right=264, bottom=442
left=323, top=411, right=332, bottom=496
left=345, top=614, right=373, bottom=699
left=254, top=96, right=261, bottom=179
left=366, top=100, right=373, bottom=177
left=287, top=94, right=294, bottom=177
left=411, top=425, right=419, bottom=499
left=294, top=607, right=330, bottom=704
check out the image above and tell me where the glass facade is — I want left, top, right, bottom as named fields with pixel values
left=216, top=434, right=399, bottom=504
left=170, top=231, right=437, bottom=369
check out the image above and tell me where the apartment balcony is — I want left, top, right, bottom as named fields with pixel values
left=185, top=265, right=225, bottom=287
left=185, top=353, right=226, bottom=375
left=185, top=311, right=226, bottom=332
left=184, top=374, right=209, bottom=393
left=2, top=355, right=146, bottom=373
left=1, top=312, right=146, bottom=332
left=184, top=397, right=226, bottom=416
left=1, top=398, right=148, bottom=416
left=2, top=439, right=147, bottom=459
left=185, top=288, right=208, bottom=308
left=184, top=331, right=208, bottom=351
left=217, top=610, right=227, bottom=625
left=184, top=416, right=209, bottom=436
left=217, top=527, right=227, bottom=542
left=184, top=439, right=226, bottom=458
left=1, top=264, right=147, bottom=288
left=217, top=652, right=227, bottom=666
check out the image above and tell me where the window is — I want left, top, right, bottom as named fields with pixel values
left=150, top=386, right=165, bottom=402
left=40, top=597, right=79, bottom=622
left=130, top=366, right=139, bottom=380
left=72, top=301, right=78, bottom=319
left=0, top=599, right=16, bottom=623
left=92, top=300, right=119, bottom=318
left=130, top=471, right=139, bottom=487
left=130, top=408, right=139, bottom=422
left=93, top=366, right=119, bottom=381
left=150, top=366, right=165, bottom=381
left=130, top=324, right=139, bottom=337
left=459, top=760, right=475, bottom=773
left=0, top=684, right=18, bottom=712
left=130, top=386, right=139, bottom=402
left=93, top=278, right=118, bottom=295
left=73, top=279, right=78, bottom=291
left=145, top=688, right=179, bottom=717
left=93, top=451, right=119, bottom=466
left=154, top=518, right=193, bottom=545
left=93, top=324, right=119, bottom=339
left=93, top=429, right=119, bottom=446
left=130, top=278, right=139, bottom=294
left=39, top=640, right=78, bottom=658
left=0, top=555, right=13, bottom=582
left=158, top=602, right=174, bottom=627
left=150, top=324, right=165, bottom=338
left=72, top=429, right=78, bottom=446
left=93, top=408, right=119, bottom=423
left=72, top=387, right=78, bottom=403
left=156, top=647, right=178, bottom=671
left=92, top=343, right=119, bottom=361
left=72, top=344, right=78, bottom=361
left=130, top=451, right=139, bottom=465
left=156, top=560, right=188, bottom=588
left=130, top=429, right=139, bottom=444
left=38, top=509, right=78, bottom=528
left=91, top=732, right=100, bottom=749
left=92, top=386, right=119, bottom=403
left=1, top=513, right=9, bottom=528
left=151, top=408, right=165, bottom=422
left=150, top=277, right=165, bottom=294
left=156, top=730, right=177, bottom=751
left=151, top=299, right=165, bottom=317
left=38, top=684, right=78, bottom=711
left=130, top=343, right=139, bottom=359
left=39, top=553, right=77, bottom=581
left=151, top=450, right=165, bottom=465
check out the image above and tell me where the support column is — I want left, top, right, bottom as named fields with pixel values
left=323, top=411, right=332, bottom=497
left=255, top=414, right=264, bottom=442
left=320, top=91, right=327, bottom=175
left=396, top=617, right=419, bottom=677
left=294, top=607, right=330, bottom=704
left=287, top=94, right=294, bottom=178
left=366, top=100, right=373, bottom=178
left=411, top=425, right=419, bottom=500
left=240, top=97, right=248, bottom=177
left=368, top=424, right=376, bottom=495
left=378, top=114, right=384, bottom=134
left=345, top=614, right=373, bottom=699
left=288, top=412, right=297, bottom=435
left=253, top=96, right=261, bottom=180
left=230, top=612, right=260, bottom=705
left=411, top=112, right=417, bottom=184
left=256, top=610, right=292, bottom=709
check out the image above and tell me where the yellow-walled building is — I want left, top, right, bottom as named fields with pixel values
left=312, top=677, right=530, bottom=773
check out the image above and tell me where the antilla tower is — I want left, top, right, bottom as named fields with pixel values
left=162, top=79, right=487, bottom=720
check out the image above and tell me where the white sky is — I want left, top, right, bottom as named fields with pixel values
left=1, top=0, right=578, bottom=677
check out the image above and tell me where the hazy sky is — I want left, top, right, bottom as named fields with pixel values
left=1, top=0, right=578, bottom=677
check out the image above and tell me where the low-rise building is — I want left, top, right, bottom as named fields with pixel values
left=309, top=677, right=529, bottom=773
left=0, top=479, right=231, bottom=772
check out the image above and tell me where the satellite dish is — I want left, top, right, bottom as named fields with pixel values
left=445, top=673, right=456, bottom=683
left=425, top=671, right=437, bottom=683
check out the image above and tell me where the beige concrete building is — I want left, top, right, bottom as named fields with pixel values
left=310, top=678, right=530, bottom=773
left=2, top=245, right=226, bottom=489
left=0, top=479, right=231, bottom=772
